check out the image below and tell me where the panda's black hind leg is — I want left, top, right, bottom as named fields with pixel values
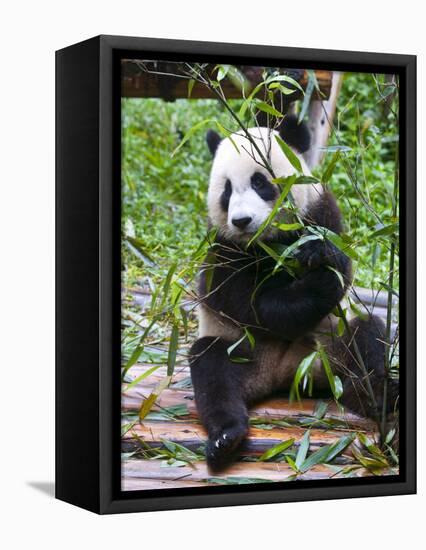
left=329, top=315, right=398, bottom=419
left=189, top=336, right=252, bottom=471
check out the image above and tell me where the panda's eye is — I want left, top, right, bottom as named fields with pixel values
left=251, top=172, right=268, bottom=190
left=250, top=172, right=277, bottom=201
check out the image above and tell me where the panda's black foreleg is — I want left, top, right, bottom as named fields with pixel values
left=189, top=336, right=252, bottom=471
left=328, top=315, right=398, bottom=420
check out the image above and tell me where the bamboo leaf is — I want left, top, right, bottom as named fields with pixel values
left=265, top=74, right=304, bottom=93
left=138, top=393, right=158, bottom=420
left=139, top=375, right=171, bottom=420
left=244, top=328, right=256, bottom=350
left=258, top=439, right=295, bottom=461
left=187, top=78, right=195, bottom=98
left=253, top=99, right=284, bottom=118
left=227, top=333, right=247, bottom=356
left=370, top=223, right=399, bottom=239
left=290, top=351, right=319, bottom=402
left=285, top=455, right=299, bottom=472
left=275, top=134, right=303, bottom=173
left=247, top=175, right=296, bottom=246
left=322, top=150, right=341, bottom=183
left=123, top=364, right=161, bottom=392
left=268, top=82, right=297, bottom=95
left=122, top=317, right=159, bottom=378
left=298, top=72, right=315, bottom=122
left=319, top=347, right=341, bottom=401
left=326, top=265, right=345, bottom=289
left=301, top=434, right=355, bottom=472
left=125, top=236, right=156, bottom=267
left=295, top=430, right=310, bottom=469
left=274, top=222, right=305, bottom=231
left=216, top=64, right=230, bottom=82
left=172, top=118, right=212, bottom=157
left=167, top=323, right=179, bottom=376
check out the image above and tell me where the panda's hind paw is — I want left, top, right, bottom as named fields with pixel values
left=206, top=423, right=247, bottom=472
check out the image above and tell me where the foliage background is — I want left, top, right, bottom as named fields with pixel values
left=121, top=72, right=398, bottom=299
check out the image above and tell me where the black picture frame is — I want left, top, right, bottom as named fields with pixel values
left=56, top=34, right=417, bottom=514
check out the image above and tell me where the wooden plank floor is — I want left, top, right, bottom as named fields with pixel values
left=121, top=284, right=398, bottom=491
left=121, top=363, right=396, bottom=491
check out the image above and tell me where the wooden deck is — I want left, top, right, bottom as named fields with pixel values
left=121, top=362, right=397, bottom=491
left=121, top=284, right=398, bottom=491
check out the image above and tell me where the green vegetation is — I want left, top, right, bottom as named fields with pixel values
left=121, top=68, right=399, bottom=467
left=122, top=72, right=398, bottom=291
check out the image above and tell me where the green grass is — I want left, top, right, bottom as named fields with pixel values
left=121, top=72, right=398, bottom=293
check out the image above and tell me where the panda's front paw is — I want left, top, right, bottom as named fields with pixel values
left=295, top=238, right=328, bottom=270
left=206, top=422, right=248, bottom=472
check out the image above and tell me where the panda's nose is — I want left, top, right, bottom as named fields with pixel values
left=232, top=216, right=252, bottom=229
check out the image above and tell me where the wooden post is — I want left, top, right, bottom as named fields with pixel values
left=304, top=71, right=343, bottom=169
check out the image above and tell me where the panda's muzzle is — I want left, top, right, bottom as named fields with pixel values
left=231, top=216, right=252, bottom=229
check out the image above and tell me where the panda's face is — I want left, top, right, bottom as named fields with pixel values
left=215, top=170, right=277, bottom=240
left=207, top=127, right=302, bottom=242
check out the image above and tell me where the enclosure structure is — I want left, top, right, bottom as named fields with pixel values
left=56, top=35, right=416, bottom=514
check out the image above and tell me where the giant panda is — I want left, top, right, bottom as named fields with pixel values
left=189, top=115, right=396, bottom=471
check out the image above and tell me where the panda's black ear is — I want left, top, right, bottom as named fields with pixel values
left=206, top=129, right=221, bottom=157
left=278, top=114, right=311, bottom=154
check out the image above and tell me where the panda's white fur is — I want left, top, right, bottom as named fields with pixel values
left=207, top=126, right=323, bottom=241
left=190, top=124, right=392, bottom=470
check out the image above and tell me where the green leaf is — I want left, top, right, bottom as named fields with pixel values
left=229, top=356, right=252, bottom=363
left=167, top=323, right=179, bottom=376
left=370, top=223, right=399, bottom=239
left=253, top=99, right=284, bottom=118
left=257, top=240, right=282, bottom=263
left=322, top=150, right=341, bottom=184
left=125, top=236, right=156, bottom=267
left=172, top=118, right=212, bottom=157
left=333, top=375, right=343, bottom=399
left=244, top=328, right=256, bottom=351
left=274, top=222, right=304, bottom=232
left=187, top=78, right=195, bottom=98
left=309, top=226, right=360, bottom=261
left=285, top=455, right=299, bottom=472
left=204, top=251, right=216, bottom=293
left=122, top=317, right=159, bottom=378
left=349, top=300, right=369, bottom=321
left=298, top=72, right=315, bottom=123
left=139, top=376, right=171, bottom=420
left=385, top=428, right=396, bottom=444
left=301, top=434, right=355, bottom=472
left=314, top=401, right=329, bottom=420
left=290, top=351, right=319, bottom=402
left=337, top=317, right=345, bottom=337
left=227, top=333, right=247, bottom=356
left=265, top=74, right=304, bottom=94
left=275, top=134, right=303, bottom=173
left=123, top=364, right=161, bottom=392
left=216, top=64, right=230, bottom=82
left=275, top=234, right=322, bottom=273
left=293, top=175, right=321, bottom=185
left=139, top=392, right=158, bottom=420
left=161, top=261, right=178, bottom=306
left=319, top=347, right=341, bottom=401
left=326, top=265, right=345, bottom=289
left=247, top=175, right=297, bottom=246
left=295, top=430, right=310, bottom=469
left=268, top=82, right=297, bottom=95
left=258, top=439, right=295, bottom=461
left=205, top=476, right=274, bottom=485
left=301, top=445, right=332, bottom=472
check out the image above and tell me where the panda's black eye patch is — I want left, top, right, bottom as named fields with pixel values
left=220, top=179, right=232, bottom=212
left=251, top=172, right=277, bottom=201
